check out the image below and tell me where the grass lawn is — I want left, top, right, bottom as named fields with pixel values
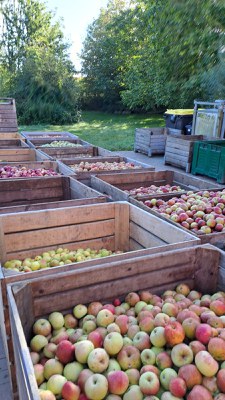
left=19, top=111, right=165, bottom=151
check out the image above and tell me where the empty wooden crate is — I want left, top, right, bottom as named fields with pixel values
left=134, top=128, right=167, bottom=156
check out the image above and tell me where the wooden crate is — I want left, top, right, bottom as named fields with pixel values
left=27, top=138, right=97, bottom=159
left=0, top=160, right=72, bottom=179
left=134, top=128, right=167, bottom=156
left=0, top=98, right=18, bottom=133
left=0, top=132, right=24, bottom=140
left=0, top=139, right=28, bottom=149
left=164, top=134, right=204, bottom=172
left=58, top=156, right=155, bottom=183
left=0, top=176, right=106, bottom=213
left=0, top=148, right=50, bottom=163
left=6, top=244, right=221, bottom=399
left=21, top=131, right=77, bottom=140
left=91, top=170, right=222, bottom=202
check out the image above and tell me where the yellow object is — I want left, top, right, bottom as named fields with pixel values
left=165, top=109, right=194, bottom=115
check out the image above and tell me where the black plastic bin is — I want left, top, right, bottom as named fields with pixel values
left=164, top=109, right=193, bottom=131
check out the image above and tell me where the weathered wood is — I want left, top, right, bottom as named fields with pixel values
left=164, top=135, right=204, bottom=172
left=0, top=140, right=28, bottom=149
left=0, top=99, right=18, bottom=136
left=134, top=128, right=167, bottom=156
left=6, top=245, right=222, bottom=399
left=21, top=131, right=77, bottom=140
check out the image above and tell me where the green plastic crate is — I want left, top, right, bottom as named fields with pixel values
left=191, top=140, right=225, bottom=183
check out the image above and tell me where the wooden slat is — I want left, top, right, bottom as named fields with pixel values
left=130, top=221, right=167, bottom=248
left=1, top=202, right=115, bottom=233
left=114, top=203, right=130, bottom=252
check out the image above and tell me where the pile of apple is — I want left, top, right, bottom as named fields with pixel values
left=0, top=165, right=60, bottom=179
left=4, top=247, right=120, bottom=273
left=30, top=283, right=225, bottom=400
left=143, top=189, right=225, bottom=235
left=40, top=141, right=82, bottom=148
left=124, top=184, right=184, bottom=198
left=70, top=161, right=142, bottom=173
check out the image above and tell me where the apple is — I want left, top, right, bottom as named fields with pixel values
left=39, top=390, right=56, bottom=400
left=202, top=376, right=218, bottom=395
left=87, top=302, right=103, bottom=316
left=195, top=350, right=219, bottom=377
left=63, top=361, right=83, bottom=382
left=164, top=321, right=185, bottom=345
left=217, top=369, right=225, bottom=393
left=107, top=323, right=121, bottom=333
left=73, top=304, right=88, bottom=319
left=171, top=343, right=193, bottom=367
left=34, top=364, right=45, bottom=386
left=44, top=358, right=64, bottom=380
left=84, top=373, right=108, bottom=400
left=30, top=352, right=40, bottom=365
left=107, top=370, right=129, bottom=395
left=125, top=368, right=140, bottom=385
left=182, top=317, right=200, bottom=339
left=56, top=340, right=75, bottom=364
left=123, top=384, right=144, bottom=400
left=33, top=318, right=52, bottom=336
left=46, top=374, right=67, bottom=395
left=30, top=335, right=48, bottom=352
left=61, top=381, right=80, bottom=400
left=141, top=349, right=156, bottom=366
left=139, top=371, right=160, bottom=395
left=210, top=300, right=225, bottom=316
left=189, top=340, right=206, bottom=355
left=195, top=323, right=213, bottom=344
left=69, top=328, right=83, bottom=344
left=88, top=330, right=104, bottom=348
left=127, top=324, right=140, bottom=339
left=87, top=348, right=109, bottom=373
left=77, top=369, right=94, bottom=392
left=117, top=345, right=141, bottom=370
left=64, top=314, right=78, bottom=329
left=104, top=359, right=121, bottom=375
left=155, top=352, right=172, bottom=370
left=187, top=384, right=213, bottom=400
left=125, top=292, right=140, bottom=306
left=169, top=377, right=187, bottom=397
left=208, top=337, right=225, bottom=361
left=178, top=364, right=202, bottom=389
left=43, top=343, right=57, bottom=359
left=133, top=331, right=151, bottom=350
left=139, top=317, right=154, bottom=333
left=160, top=368, right=178, bottom=390
left=96, top=309, right=115, bottom=327
left=48, top=312, right=64, bottom=330
left=115, top=315, right=129, bottom=335
left=150, top=327, right=166, bottom=347
left=75, top=340, right=94, bottom=364
left=103, top=332, right=123, bottom=355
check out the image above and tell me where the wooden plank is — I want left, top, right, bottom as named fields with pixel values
left=114, top=203, right=130, bottom=252
left=130, top=221, right=167, bottom=248
left=1, top=202, right=115, bottom=233
left=5, top=219, right=115, bottom=255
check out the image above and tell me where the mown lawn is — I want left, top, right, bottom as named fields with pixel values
left=19, top=111, right=165, bottom=151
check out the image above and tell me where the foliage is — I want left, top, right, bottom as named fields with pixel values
left=20, top=111, right=164, bottom=151
left=81, top=0, right=225, bottom=112
left=0, top=0, right=80, bottom=124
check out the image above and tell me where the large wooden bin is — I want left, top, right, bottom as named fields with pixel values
left=164, top=134, right=204, bottom=172
left=21, top=131, right=77, bottom=140
left=0, top=98, right=18, bottom=133
left=91, top=170, right=222, bottom=202
left=6, top=245, right=221, bottom=399
left=0, top=176, right=106, bottom=214
left=27, top=138, right=95, bottom=159
left=134, top=127, right=167, bottom=156
left=58, top=156, right=155, bottom=183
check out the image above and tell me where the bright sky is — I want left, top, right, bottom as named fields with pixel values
left=45, top=0, right=109, bottom=71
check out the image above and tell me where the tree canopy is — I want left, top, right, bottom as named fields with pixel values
left=0, top=0, right=80, bottom=123
left=81, top=0, right=225, bottom=112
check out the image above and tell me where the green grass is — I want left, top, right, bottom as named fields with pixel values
left=19, top=111, right=165, bottom=151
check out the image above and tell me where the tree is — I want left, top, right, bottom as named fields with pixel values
left=0, top=0, right=80, bottom=123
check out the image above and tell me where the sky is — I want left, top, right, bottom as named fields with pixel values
left=45, top=0, right=109, bottom=71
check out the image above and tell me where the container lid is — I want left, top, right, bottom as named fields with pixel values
left=165, top=109, right=194, bottom=115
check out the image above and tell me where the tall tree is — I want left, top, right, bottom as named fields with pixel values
left=0, top=0, right=80, bottom=123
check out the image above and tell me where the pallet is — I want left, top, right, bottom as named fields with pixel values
left=58, top=156, right=155, bottom=183
left=6, top=244, right=221, bottom=399
left=0, top=98, right=18, bottom=133
left=0, top=176, right=106, bottom=212
left=164, top=134, right=204, bottom=172
left=134, top=128, right=167, bottom=156
left=91, top=170, right=222, bottom=202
